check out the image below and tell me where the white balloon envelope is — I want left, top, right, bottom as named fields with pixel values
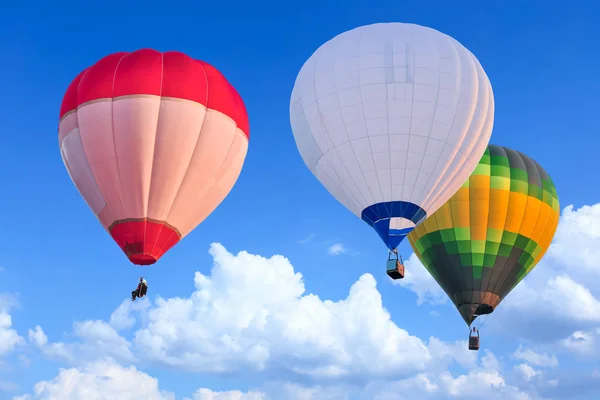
left=290, top=22, right=494, bottom=251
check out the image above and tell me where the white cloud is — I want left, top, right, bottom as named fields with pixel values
left=13, top=360, right=174, bottom=400
left=514, top=363, right=539, bottom=382
left=560, top=328, right=600, bottom=356
left=131, top=244, right=432, bottom=378
left=28, top=320, right=134, bottom=364
left=185, top=388, right=265, bottom=400
left=393, top=253, right=447, bottom=305
left=547, top=204, right=600, bottom=278
left=327, top=243, right=346, bottom=255
left=513, top=345, right=558, bottom=368
left=501, top=275, right=600, bottom=329
left=15, top=355, right=533, bottom=400
left=358, top=351, right=531, bottom=400
left=298, top=233, right=315, bottom=244
left=34, top=244, right=435, bottom=379
left=14, top=238, right=600, bottom=399
left=109, top=298, right=151, bottom=331
left=0, top=294, right=25, bottom=357
left=24, top=243, right=519, bottom=398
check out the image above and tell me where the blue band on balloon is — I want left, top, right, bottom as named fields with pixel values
left=361, top=201, right=427, bottom=250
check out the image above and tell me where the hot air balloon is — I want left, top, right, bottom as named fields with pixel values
left=289, top=23, right=494, bottom=279
left=408, top=145, right=560, bottom=350
left=59, top=49, right=249, bottom=266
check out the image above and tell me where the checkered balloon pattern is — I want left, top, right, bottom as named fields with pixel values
left=408, top=145, right=560, bottom=326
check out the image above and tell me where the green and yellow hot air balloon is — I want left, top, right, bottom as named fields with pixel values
left=407, top=145, right=560, bottom=338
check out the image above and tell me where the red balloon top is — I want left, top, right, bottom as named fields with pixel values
left=59, top=49, right=249, bottom=139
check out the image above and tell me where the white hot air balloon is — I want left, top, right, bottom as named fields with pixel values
left=290, top=23, right=494, bottom=279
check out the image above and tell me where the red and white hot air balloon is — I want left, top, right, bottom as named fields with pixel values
left=58, top=49, right=249, bottom=265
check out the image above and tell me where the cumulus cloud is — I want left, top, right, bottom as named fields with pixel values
left=15, top=237, right=600, bottom=399
left=513, top=345, right=558, bottom=368
left=327, top=243, right=347, bottom=255
left=393, top=253, right=447, bottom=305
left=13, top=360, right=174, bottom=400
left=0, top=294, right=25, bottom=357
left=185, top=388, right=265, bottom=400
left=129, top=244, right=433, bottom=379
left=547, top=204, right=600, bottom=278
left=28, top=320, right=134, bottom=364
left=15, top=355, right=532, bottom=400
left=560, top=328, right=600, bottom=356
left=31, top=244, right=437, bottom=380
left=357, top=351, right=531, bottom=400
left=22, top=243, right=530, bottom=399
left=514, top=363, right=539, bottom=382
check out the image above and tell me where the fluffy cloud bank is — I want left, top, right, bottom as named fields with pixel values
left=10, top=243, right=539, bottom=399
left=28, top=244, right=438, bottom=379
left=8, top=203, right=600, bottom=399
left=0, top=294, right=24, bottom=358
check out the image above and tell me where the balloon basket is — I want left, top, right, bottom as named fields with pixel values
left=468, top=334, right=480, bottom=351
left=386, top=259, right=404, bottom=280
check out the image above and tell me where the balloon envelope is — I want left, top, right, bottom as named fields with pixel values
left=408, top=145, right=560, bottom=325
left=290, top=23, right=494, bottom=250
left=59, top=49, right=249, bottom=265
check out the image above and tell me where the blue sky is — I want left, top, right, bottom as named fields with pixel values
left=1, top=1, right=600, bottom=399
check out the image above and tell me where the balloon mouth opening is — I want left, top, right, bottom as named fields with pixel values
left=109, top=218, right=182, bottom=266
left=129, top=253, right=157, bottom=266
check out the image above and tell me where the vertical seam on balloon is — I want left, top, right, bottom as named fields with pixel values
left=145, top=52, right=165, bottom=259
left=488, top=147, right=512, bottom=299
left=466, top=160, right=476, bottom=318
left=480, top=148, right=496, bottom=305
left=69, top=68, right=103, bottom=215
left=441, top=51, right=483, bottom=206
left=185, top=83, right=241, bottom=235
left=401, top=37, right=415, bottom=203
left=80, top=64, right=125, bottom=229
left=111, top=53, right=134, bottom=254
left=509, top=155, right=544, bottom=292
left=429, top=46, right=488, bottom=215
left=211, top=82, right=246, bottom=203
left=311, top=45, right=348, bottom=206
left=448, top=189, right=469, bottom=325
left=490, top=149, right=525, bottom=298
left=72, top=69, right=120, bottom=236
left=478, top=150, right=491, bottom=309
left=161, top=60, right=209, bottom=243
left=429, top=50, right=479, bottom=212
left=311, top=46, right=367, bottom=213
left=385, top=41, right=394, bottom=215
left=419, top=35, right=464, bottom=212
left=191, top=86, right=241, bottom=234
left=159, top=60, right=210, bottom=249
left=498, top=151, right=531, bottom=299
left=326, top=44, right=370, bottom=212
left=413, top=29, right=443, bottom=214
left=355, top=64, right=385, bottom=207
left=519, top=154, right=543, bottom=276
left=419, top=36, right=468, bottom=213
left=472, top=151, right=487, bottom=313
left=471, top=89, right=495, bottom=310
left=429, top=208, right=448, bottom=298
